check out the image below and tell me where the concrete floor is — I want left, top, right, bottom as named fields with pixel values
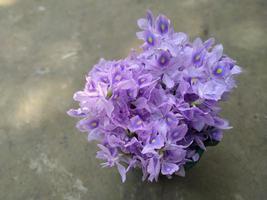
left=0, top=0, right=266, bottom=199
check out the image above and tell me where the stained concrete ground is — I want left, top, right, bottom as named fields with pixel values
left=0, top=0, right=266, bottom=199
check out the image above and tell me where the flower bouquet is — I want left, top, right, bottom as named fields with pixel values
left=68, top=11, right=241, bottom=182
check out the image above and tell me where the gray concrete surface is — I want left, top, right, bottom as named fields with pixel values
left=0, top=0, right=266, bottom=199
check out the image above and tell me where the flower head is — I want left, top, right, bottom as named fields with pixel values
left=157, top=50, right=171, bottom=67
left=145, top=31, right=156, bottom=46
left=68, top=11, right=242, bottom=182
left=156, top=15, right=170, bottom=35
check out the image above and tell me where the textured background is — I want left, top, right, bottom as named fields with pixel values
left=0, top=0, right=266, bottom=199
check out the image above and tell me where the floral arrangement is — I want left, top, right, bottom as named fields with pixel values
left=68, top=11, right=241, bottom=182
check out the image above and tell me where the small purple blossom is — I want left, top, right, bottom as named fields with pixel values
left=68, top=11, right=242, bottom=182
left=145, top=31, right=156, bottom=46
left=156, top=14, right=170, bottom=35
left=157, top=50, right=171, bottom=67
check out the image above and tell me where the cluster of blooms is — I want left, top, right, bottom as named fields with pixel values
left=68, top=11, right=241, bottom=182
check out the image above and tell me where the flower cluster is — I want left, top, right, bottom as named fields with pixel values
left=68, top=11, right=241, bottom=182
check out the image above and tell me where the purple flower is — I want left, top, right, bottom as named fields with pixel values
left=142, top=133, right=165, bottom=154
left=67, top=10, right=242, bottom=182
left=191, top=38, right=210, bottom=67
left=147, top=155, right=161, bottom=181
left=196, top=80, right=227, bottom=101
left=157, top=50, right=171, bottom=67
left=168, top=124, right=188, bottom=143
left=192, top=51, right=204, bottom=67
left=210, top=129, right=223, bottom=141
left=156, top=14, right=170, bottom=35
left=161, top=161, right=179, bottom=175
left=145, top=31, right=156, bottom=46
left=137, top=10, right=154, bottom=30
left=76, top=118, right=99, bottom=132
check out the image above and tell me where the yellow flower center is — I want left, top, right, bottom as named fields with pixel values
left=91, top=122, right=97, bottom=127
left=216, top=68, right=223, bottom=74
left=106, top=89, right=113, bottom=99
left=191, top=78, right=197, bottom=84
left=148, top=36, right=153, bottom=44
left=195, top=54, right=200, bottom=61
left=160, top=23, right=165, bottom=31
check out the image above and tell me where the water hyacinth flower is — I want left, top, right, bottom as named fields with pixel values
left=68, top=11, right=242, bottom=182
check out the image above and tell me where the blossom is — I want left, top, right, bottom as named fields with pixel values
left=68, top=11, right=242, bottom=182
left=155, top=14, right=170, bottom=35
left=157, top=50, right=171, bottom=67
